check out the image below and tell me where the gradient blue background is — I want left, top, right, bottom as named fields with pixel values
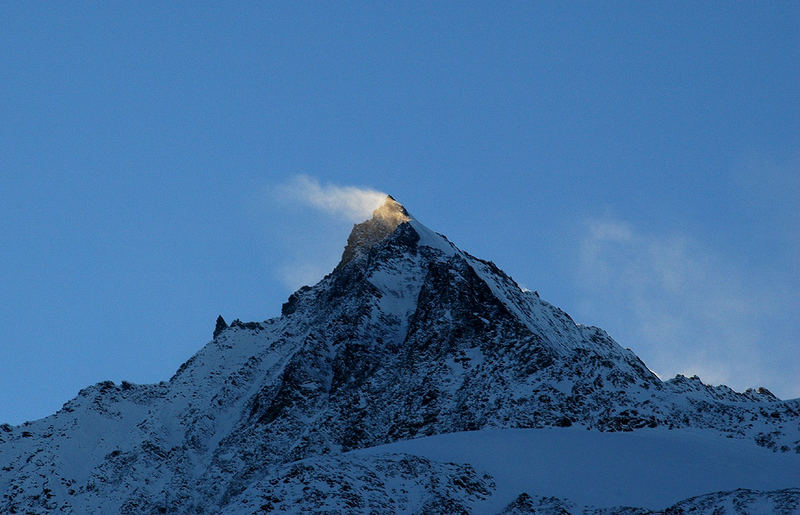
left=2, top=3, right=797, bottom=424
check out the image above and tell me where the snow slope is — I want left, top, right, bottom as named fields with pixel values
left=354, top=426, right=800, bottom=513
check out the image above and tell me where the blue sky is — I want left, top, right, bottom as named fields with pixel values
left=1, top=3, right=797, bottom=424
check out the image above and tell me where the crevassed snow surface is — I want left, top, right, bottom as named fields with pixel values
left=353, top=426, right=800, bottom=513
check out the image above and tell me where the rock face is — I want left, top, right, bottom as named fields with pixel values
left=213, top=315, right=228, bottom=339
left=339, top=195, right=411, bottom=267
left=1, top=196, right=798, bottom=513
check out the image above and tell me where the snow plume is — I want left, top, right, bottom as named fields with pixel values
left=279, top=175, right=387, bottom=222
left=264, top=175, right=388, bottom=291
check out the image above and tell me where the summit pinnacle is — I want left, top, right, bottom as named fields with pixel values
left=338, top=195, right=411, bottom=267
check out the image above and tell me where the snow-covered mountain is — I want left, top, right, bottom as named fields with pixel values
left=2, top=196, right=798, bottom=513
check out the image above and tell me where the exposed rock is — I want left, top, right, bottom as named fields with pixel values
left=338, top=195, right=410, bottom=267
left=213, top=315, right=228, bottom=339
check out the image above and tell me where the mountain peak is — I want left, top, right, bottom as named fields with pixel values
left=374, top=195, right=410, bottom=225
left=3, top=194, right=799, bottom=514
left=339, top=195, right=412, bottom=266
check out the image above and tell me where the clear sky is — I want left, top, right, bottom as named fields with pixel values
left=1, top=3, right=797, bottom=424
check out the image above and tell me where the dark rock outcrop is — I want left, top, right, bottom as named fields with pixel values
left=213, top=315, right=228, bottom=339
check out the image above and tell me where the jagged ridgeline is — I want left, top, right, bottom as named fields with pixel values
left=1, top=196, right=798, bottom=513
